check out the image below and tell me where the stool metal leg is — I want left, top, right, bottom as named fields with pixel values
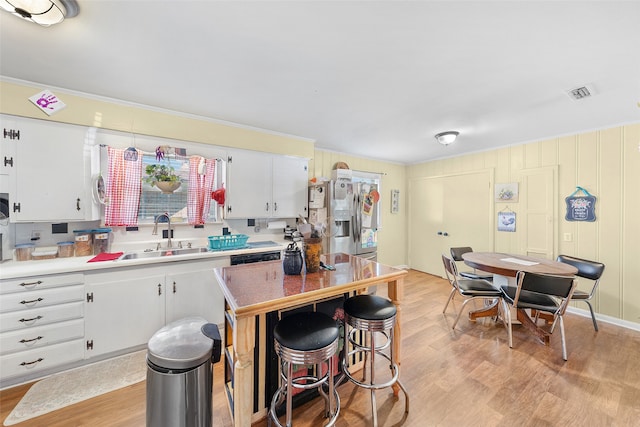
left=317, top=362, right=330, bottom=413
left=285, top=361, right=293, bottom=427
left=389, top=326, right=410, bottom=416
left=327, top=356, right=337, bottom=420
left=269, top=347, right=340, bottom=427
left=370, top=330, right=377, bottom=427
left=343, top=314, right=409, bottom=426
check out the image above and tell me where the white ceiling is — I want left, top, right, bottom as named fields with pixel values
left=1, top=1, right=639, bottom=164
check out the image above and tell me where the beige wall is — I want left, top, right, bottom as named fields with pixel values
left=0, top=80, right=407, bottom=266
left=408, top=123, right=640, bottom=326
left=4, top=79, right=638, bottom=325
left=0, top=80, right=314, bottom=159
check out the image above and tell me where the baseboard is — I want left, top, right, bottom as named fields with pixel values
left=566, top=306, right=640, bottom=332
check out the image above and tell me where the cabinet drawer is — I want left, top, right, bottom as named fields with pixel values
left=0, top=273, right=84, bottom=295
left=0, top=285, right=84, bottom=313
left=0, top=319, right=84, bottom=355
left=0, top=339, right=85, bottom=379
left=0, top=301, right=84, bottom=332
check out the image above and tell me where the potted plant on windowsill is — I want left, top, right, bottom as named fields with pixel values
left=144, top=164, right=181, bottom=193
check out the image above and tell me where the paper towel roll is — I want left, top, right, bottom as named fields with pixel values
left=267, top=220, right=287, bottom=229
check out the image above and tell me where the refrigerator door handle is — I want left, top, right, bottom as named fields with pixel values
left=355, top=193, right=361, bottom=245
left=352, top=192, right=359, bottom=245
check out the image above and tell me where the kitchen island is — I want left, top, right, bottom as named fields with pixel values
left=214, top=253, right=407, bottom=426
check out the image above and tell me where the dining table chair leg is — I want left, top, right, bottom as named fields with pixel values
left=501, top=299, right=513, bottom=348
left=442, top=288, right=456, bottom=313
left=584, top=300, right=599, bottom=331
left=558, top=316, right=568, bottom=361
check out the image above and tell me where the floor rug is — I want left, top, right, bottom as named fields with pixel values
left=3, top=350, right=147, bottom=426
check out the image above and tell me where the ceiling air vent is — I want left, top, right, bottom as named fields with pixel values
left=568, top=86, right=592, bottom=100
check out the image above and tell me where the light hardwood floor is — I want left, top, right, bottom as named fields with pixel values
left=1, top=269, right=639, bottom=426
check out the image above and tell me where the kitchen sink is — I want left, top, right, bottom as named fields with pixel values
left=119, top=247, right=210, bottom=260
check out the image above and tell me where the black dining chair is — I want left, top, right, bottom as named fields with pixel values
left=441, top=254, right=506, bottom=331
left=449, top=247, right=493, bottom=281
left=556, top=255, right=606, bottom=331
left=500, top=271, right=577, bottom=361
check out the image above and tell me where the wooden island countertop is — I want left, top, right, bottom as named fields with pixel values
left=214, top=253, right=407, bottom=426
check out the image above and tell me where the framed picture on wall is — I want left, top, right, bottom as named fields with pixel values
left=495, top=183, right=519, bottom=202
left=497, top=211, right=516, bottom=232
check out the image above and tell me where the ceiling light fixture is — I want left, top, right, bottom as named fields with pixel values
left=0, top=0, right=78, bottom=26
left=435, top=131, right=459, bottom=146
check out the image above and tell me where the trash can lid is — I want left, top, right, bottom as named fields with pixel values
left=147, top=317, right=213, bottom=370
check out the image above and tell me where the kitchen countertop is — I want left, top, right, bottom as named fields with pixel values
left=0, top=242, right=287, bottom=280
left=215, top=253, right=407, bottom=425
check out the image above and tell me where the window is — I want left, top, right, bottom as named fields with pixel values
left=97, top=129, right=226, bottom=225
left=139, top=153, right=225, bottom=224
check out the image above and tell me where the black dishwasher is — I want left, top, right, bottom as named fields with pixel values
left=229, top=250, right=281, bottom=265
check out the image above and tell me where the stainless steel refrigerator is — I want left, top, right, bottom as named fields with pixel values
left=308, top=179, right=379, bottom=261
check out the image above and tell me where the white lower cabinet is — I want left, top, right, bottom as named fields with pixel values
left=0, top=273, right=85, bottom=385
left=0, top=340, right=85, bottom=380
left=0, top=257, right=228, bottom=385
left=85, top=258, right=228, bottom=358
left=165, top=260, right=227, bottom=324
left=84, top=267, right=166, bottom=358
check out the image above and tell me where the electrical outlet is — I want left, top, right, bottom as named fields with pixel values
left=31, top=230, right=42, bottom=240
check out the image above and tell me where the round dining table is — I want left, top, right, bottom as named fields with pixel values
left=462, top=252, right=578, bottom=278
left=461, top=252, right=578, bottom=344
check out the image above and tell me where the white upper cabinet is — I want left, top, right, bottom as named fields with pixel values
left=1, top=114, right=98, bottom=222
left=225, top=148, right=308, bottom=219
left=0, top=115, right=17, bottom=194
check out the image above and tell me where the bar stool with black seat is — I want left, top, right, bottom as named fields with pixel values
left=269, top=311, right=340, bottom=427
left=342, top=294, right=409, bottom=426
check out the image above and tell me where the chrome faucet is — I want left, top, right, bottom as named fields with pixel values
left=152, top=213, right=172, bottom=249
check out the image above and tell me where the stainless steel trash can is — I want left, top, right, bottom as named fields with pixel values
left=146, top=317, right=222, bottom=427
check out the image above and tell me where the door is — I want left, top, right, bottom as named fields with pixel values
left=85, top=269, right=165, bottom=357
left=226, top=149, right=271, bottom=218
left=166, top=259, right=227, bottom=324
left=354, top=182, right=379, bottom=256
left=408, top=170, right=493, bottom=276
left=518, top=167, right=557, bottom=259
left=408, top=177, right=442, bottom=273
left=10, top=116, right=92, bottom=222
left=272, top=156, right=308, bottom=218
